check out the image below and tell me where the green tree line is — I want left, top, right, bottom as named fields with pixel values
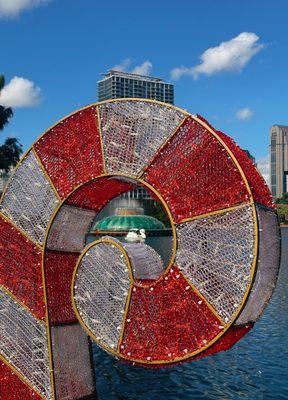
left=0, top=75, right=23, bottom=174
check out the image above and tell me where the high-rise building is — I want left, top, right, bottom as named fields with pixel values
left=97, top=70, right=174, bottom=104
left=270, top=124, right=288, bottom=198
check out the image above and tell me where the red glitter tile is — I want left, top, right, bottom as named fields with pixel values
left=215, top=128, right=274, bottom=208
left=194, top=323, right=254, bottom=360
left=66, top=177, right=133, bottom=211
left=0, top=361, right=43, bottom=400
left=34, top=106, right=104, bottom=198
left=144, top=117, right=250, bottom=223
left=45, top=250, right=79, bottom=325
left=0, top=214, right=45, bottom=320
left=119, top=267, right=222, bottom=362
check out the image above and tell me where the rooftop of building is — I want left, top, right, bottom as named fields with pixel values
left=98, top=69, right=172, bottom=84
left=270, top=124, right=288, bottom=129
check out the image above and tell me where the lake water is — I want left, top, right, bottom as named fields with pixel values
left=92, top=228, right=288, bottom=400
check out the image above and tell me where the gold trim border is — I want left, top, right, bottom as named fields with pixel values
left=96, top=105, right=107, bottom=174
left=137, top=114, right=189, bottom=178
left=0, top=98, right=259, bottom=368
left=0, top=284, right=45, bottom=324
left=43, top=173, right=178, bottom=289
left=40, top=244, right=56, bottom=399
left=178, top=203, right=250, bottom=224
left=32, top=149, right=61, bottom=201
left=0, top=354, right=46, bottom=400
left=0, top=210, right=42, bottom=250
left=70, top=237, right=134, bottom=352
left=179, top=274, right=225, bottom=324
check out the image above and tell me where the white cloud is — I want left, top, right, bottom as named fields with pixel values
left=131, top=61, right=152, bottom=76
left=236, top=107, right=253, bottom=120
left=0, top=76, right=42, bottom=108
left=112, top=59, right=153, bottom=76
left=0, top=0, right=49, bottom=18
left=112, top=58, right=132, bottom=72
left=256, top=156, right=270, bottom=186
left=171, top=32, right=264, bottom=80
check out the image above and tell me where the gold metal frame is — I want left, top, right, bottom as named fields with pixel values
left=0, top=284, right=45, bottom=323
left=96, top=106, right=107, bottom=175
left=0, top=98, right=259, bottom=374
left=32, top=149, right=61, bottom=201
left=0, top=354, right=46, bottom=400
left=0, top=286, right=47, bottom=399
left=70, top=237, right=134, bottom=352
left=178, top=203, right=250, bottom=224
left=137, top=115, right=189, bottom=178
left=0, top=209, right=42, bottom=250
left=45, top=173, right=178, bottom=288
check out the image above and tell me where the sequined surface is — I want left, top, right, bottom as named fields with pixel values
left=0, top=360, right=43, bottom=400
left=0, top=151, right=59, bottom=244
left=0, top=214, right=45, bottom=320
left=0, top=287, right=51, bottom=399
left=98, top=101, right=186, bottom=176
left=176, top=204, right=255, bottom=323
left=120, top=266, right=222, bottom=363
left=144, top=117, right=250, bottom=222
left=73, top=240, right=131, bottom=351
left=46, top=205, right=96, bottom=253
left=34, top=106, right=104, bottom=198
left=66, top=177, right=133, bottom=212
left=44, top=251, right=79, bottom=325
left=0, top=100, right=280, bottom=398
left=215, top=127, right=274, bottom=209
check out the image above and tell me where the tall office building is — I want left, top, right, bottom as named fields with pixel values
left=270, top=124, right=288, bottom=198
left=98, top=70, right=174, bottom=104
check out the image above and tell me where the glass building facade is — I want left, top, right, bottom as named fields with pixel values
left=270, top=125, right=288, bottom=198
left=98, top=70, right=174, bottom=104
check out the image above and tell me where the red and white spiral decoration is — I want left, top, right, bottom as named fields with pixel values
left=0, top=99, right=280, bottom=400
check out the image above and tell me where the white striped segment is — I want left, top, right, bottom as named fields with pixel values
left=176, top=204, right=255, bottom=323
left=51, top=325, right=95, bottom=400
left=73, top=242, right=131, bottom=350
left=46, top=205, right=96, bottom=252
left=98, top=100, right=186, bottom=176
left=122, top=241, right=164, bottom=280
left=0, top=287, right=51, bottom=399
left=0, top=151, right=59, bottom=245
left=236, top=206, right=280, bottom=325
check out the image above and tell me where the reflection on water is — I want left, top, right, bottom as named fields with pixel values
left=93, top=228, right=288, bottom=400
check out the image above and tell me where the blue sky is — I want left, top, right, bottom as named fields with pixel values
left=0, top=0, right=288, bottom=181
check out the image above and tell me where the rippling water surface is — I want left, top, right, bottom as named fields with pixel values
left=93, top=228, right=288, bottom=400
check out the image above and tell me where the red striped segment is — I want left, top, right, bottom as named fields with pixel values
left=194, top=323, right=253, bottom=360
left=45, top=250, right=80, bottom=325
left=34, top=106, right=104, bottom=198
left=66, top=177, right=133, bottom=211
left=144, top=117, right=250, bottom=223
left=119, top=267, right=222, bottom=362
left=0, top=361, right=43, bottom=400
left=0, top=214, right=45, bottom=320
left=215, top=127, right=274, bottom=208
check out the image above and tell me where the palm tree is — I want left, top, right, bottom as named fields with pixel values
left=0, top=75, right=13, bottom=131
left=0, top=138, right=23, bottom=172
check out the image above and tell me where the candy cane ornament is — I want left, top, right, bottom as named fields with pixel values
left=0, top=99, right=281, bottom=400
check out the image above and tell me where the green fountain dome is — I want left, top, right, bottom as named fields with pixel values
left=91, top=207, right=165, bottom=232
